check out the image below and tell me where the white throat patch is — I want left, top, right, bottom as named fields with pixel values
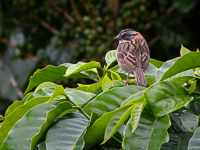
left=119, top=39, right=128, bottom=44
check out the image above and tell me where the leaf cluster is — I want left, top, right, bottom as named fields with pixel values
left=1, top=45, right=200, bottom=149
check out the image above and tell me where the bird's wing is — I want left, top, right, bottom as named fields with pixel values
left=137, top=38, right=150, bottom=71
left=117, top=42, right=137, bottom=71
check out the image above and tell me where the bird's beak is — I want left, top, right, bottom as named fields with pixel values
left=114, top=34, right=122, bottom=40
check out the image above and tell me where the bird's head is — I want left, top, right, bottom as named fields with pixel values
left=114, top=29, right=139, bottom=43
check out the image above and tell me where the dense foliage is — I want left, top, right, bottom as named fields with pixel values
left=0, top=46, right=200, bottom=150
left=0, top=0, right=200, bottom=113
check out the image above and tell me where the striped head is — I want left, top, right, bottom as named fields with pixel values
left=114, top=29, right=139, bottom=43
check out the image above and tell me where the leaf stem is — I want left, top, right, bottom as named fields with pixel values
left=191, top=102, right=198, bottom=115
left=112, top=136, right=122, bottom=144
left=73, top=106, right=90, bottom=120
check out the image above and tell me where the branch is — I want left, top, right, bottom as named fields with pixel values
left=10, top=75, right=24, bottom=99
left=69, top=0, right=86, bottom=29
left=48, top=0, right=76, bottom=24
left=30, top=12, right=59, bottom=35
left=0, top=37, right=37, bottom=61
left=0, top=55, right=24, bottom=99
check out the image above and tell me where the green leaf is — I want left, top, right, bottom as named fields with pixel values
left=86, top=82, right=102, bottom=93
left=4, top=92, right=32, bottom=118
left=25, top=63, right=71, bottom=94
left=145, top=75, right=156, bottom=85
left=83, top=86, right=146, bottom=116
left=46, top=113, right=88, bottom=150
left=0, top=99, right=72, bottom=149
left=103, top=105, right=134, bottom=144
left=32, top=86, right=57, bottom=98
left=180, top=45, right=191, bottom=56
left=156, top=57, right=179, bottom=82
left=111, top=70, right=121, bottom=80
left=76, top=84, right=89, bottom=92
left=35, top=82, right=58, bottom=92
left=0, top=115, right=4, bottom=121
left=105, top=50, right=117, bottom=70
left=161, top=132, right=193, bottom=150
left=188, top=80, right=197, bottom=94
left=64, top=61, right=101, bottom=78
left=83, top=105, right=129, bottom=149
left=169, top=69, right=196, bottom=85
left=65, top=89, right=96, bottom=105
left=157, top=52, right=200, bottom=82
left=131, top=101, right=146, bottom=133
left=83, top=109, right=116, bottom=149
left=144, top=63, right=158, bottom=75
left=144, top=81, right=193, bottom=117
left=121, top=90, right=145, bottom=106
left=0, top=97, right=50, bottom=147
left=188, top=127, right=200, bottom=150
left=46, top=85, right=66, bottom=103
left=102, top=73, right=115, bottom=91
left=179, top=111, right=199, bottom=132
left=150, top=58, right=164, bottom=68
left=113, top=80, right=126, bottom=87
left=123, top=112, right=171, bottom=150
left=38, top=142, right=47, bottom=150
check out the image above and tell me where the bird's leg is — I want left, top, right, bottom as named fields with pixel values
left=125, top=73, right=130, bottom=85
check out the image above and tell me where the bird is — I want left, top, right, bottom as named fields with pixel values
left=114, top=29, right=150, bottom=86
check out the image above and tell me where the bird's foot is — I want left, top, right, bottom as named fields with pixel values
left=125, top=79, right=130, bottom=86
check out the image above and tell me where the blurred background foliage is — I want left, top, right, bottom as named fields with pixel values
left=0, top=0, right=200, bottom=115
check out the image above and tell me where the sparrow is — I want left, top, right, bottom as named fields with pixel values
left=114, top=29, right=150, bottom=86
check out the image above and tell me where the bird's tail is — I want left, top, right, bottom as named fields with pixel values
left=134, top=70, right=147, bottom=86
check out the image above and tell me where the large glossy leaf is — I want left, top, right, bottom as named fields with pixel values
left=150, top=58, right=164, bottom=68
left=161, top=132, right=193, bottom=150
left=130, top=101, right=146, bottom=133
left=168, top=69, right=196, bottom=85
left=123, top=112, right=171, bottom=150
left=156, top=57, right=179, bottom=82
left=0, top=100, right=72, bottom=150
left=25, top=63, right=71, bottom=94
left=83, top=105, right=129, bottom=150
left=121, top=90, right=145, bottom=106
left=83, top=86, right=146, bottom=116
left=144, top=81, right=193, bottom=117
left=86, top=82, right=102, bottom=93
left=179, top=111, right=199, bottom=132
left=64, top=61, right=101, bottom=78
left=4, top=92, right=32, bottom=118
left=65, top=89, right=96, bottom=105
left=31, top=83, right=59, bottom=98
left=46, top=113, right=88, bottom=150
left=105, top=50, right=117, bottom=69
left=46, top=85, right=66, bottom=103
left=188, top=127, right=200, bottom=150
left=156, top=52, right=200, bottom=82
left=0, top=97, right=49, bottom=147
left=34, top=82, right=58, bottom=92
left=103, top=105, right=134, bottom=144
left=170, top=76, right=195, bottom=85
